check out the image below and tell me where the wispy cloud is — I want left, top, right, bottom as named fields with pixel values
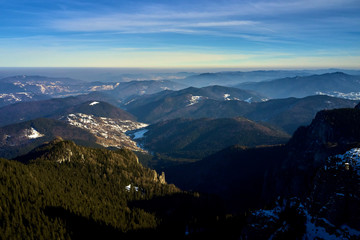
left=1, top=0, right=360, bottom=68
left=47, top=0, right=360, bottom=42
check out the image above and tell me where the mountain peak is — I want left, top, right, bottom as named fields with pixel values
left=328, top=71, right=347, bottom=75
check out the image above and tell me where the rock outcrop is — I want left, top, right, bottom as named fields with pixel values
left=152, top=170, right=166, bottom=184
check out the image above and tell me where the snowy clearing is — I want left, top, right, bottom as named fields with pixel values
left=89, top=101, right=99, bottom=106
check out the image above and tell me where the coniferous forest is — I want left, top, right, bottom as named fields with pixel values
left=0, top=138, right=244, bottom=239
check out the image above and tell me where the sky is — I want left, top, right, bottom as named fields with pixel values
left=0, top=0, right=360, bottom=69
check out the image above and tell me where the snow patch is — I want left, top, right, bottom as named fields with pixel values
left=224, top=93, right=231, bottom=101
left=316, top=91, right=360, bottom=100
left=62, top=113, right=148, bottom=151
left=330, top=148, right=360, bottom=175
left=125, top=184, right=139, bottom=192
left=89, top=101, right=99, bottom=106
left=133, top=129, right=148, bottom=139
left=187, top=95, right=202, bottom=106
left=26, top=128, right=45, bottom=139
left=244, top=97, right=253, bottom=103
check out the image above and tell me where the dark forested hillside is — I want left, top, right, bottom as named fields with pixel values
left=164, top=145, right=286, bottom=213
left=0, top=118, right=101, bottom=159
left=134, top=117, right=290, bottom=161
left=163, top=104, right=360, bottom=239
left=123, top=85, right=265, bottom=122
left=0, top=138, right=239, bottom=239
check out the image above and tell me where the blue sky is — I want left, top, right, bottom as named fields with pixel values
left=1, top=0, right=360, bottom=68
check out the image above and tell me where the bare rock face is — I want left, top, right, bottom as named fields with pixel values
left=244, top=105, right=360, bottom=239
left=275, top=107, right=360, bottom=197
left=152, top=170, right=166, bottom=184
left=158, top=172, right=166, bottom=184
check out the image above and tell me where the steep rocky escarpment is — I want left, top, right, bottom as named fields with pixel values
left=276, top=107, right=360, bottom=197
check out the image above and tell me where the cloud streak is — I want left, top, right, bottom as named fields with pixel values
left=47, top=0, right=360, bottom=43
left=1, top=0, right=360, bottom=68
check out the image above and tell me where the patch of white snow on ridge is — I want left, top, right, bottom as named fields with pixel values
left=244, top=97, right=253, bottom=103
left=89, top=101, right=99, bottom=106
left=331, top=148, right=360, bottom=175
left=26, top=128, right=45, bottom=139
left=125, top=184, right=139, bottom=192
left=187, top=95, right=202, bottom=106
left=133, top=129, right=148, bottom=139
left=316, top=91, right=360, bottom=100
left=224, top=94, right=231, bottom=101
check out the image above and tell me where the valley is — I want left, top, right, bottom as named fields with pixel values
left=1, top=70, right=360, bottom=239
left=3, top=0, right=360, bottom=238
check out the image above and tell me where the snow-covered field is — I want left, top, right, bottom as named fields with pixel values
left=62, top=113, right=148, bottom=151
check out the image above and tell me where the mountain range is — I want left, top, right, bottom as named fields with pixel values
left=123, top=85, right=265, bottom=122
left=104, top=80, right=187, bottom=103
left=2, top=70, right=360, bottom=239
left=0, top=75, right=187, bottom=107
left=126, top=89, right=357, bottom=134
left=236, top=72, right=360, bottom=99
left=176, top=70, right=313, bottom=87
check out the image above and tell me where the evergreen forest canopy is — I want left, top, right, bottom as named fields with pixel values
left=0, top=138, right=241, bottom=239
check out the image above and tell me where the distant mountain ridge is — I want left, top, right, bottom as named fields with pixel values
left=126, top=91, right=358, bottom=134
left=177, top=70, right=314, bottom=87
left=105, top=80, right=187, bottom=103
left=0, top=97, right=135, bottom=127
left=124, top=85, right=265, bottom=121
left=0, top=75, right=88, bottom=95
left=236, top=72, right=360, bottom=99
left=0, top=75, right=187, bottom=107
left=56, top=101, right=136, bottom=121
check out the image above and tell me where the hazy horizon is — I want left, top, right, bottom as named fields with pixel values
left=1, top=67, right=360, bottom=82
